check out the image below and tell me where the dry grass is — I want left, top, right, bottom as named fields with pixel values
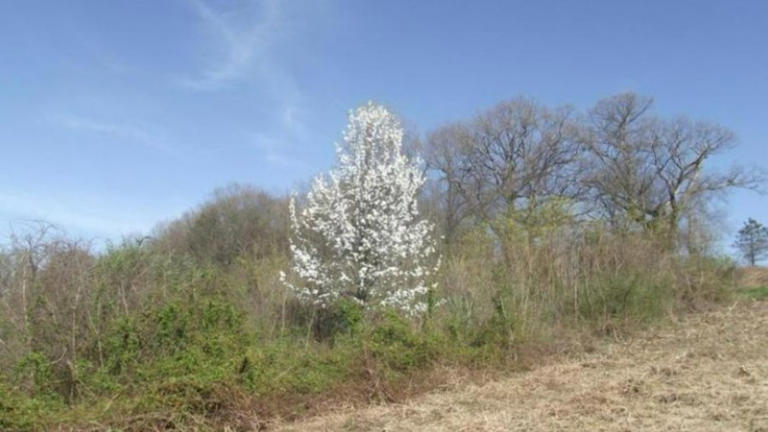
left=273, top=300, right=768, bottom=431
left=738, top=266, right=768, bottom=287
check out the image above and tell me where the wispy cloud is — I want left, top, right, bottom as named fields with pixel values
left=251, top=131, right=307, bottom=169
left=54, top=115, right=179, bottom=156
left=180, top=0, right=288, bottom=91
left=180, top=0, right=327, bottom=167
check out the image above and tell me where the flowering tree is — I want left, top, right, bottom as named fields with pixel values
left=282, top=102, right=439, bottom=316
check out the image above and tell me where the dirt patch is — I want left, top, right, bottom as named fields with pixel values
left=273, top=300, right=768, bottom=431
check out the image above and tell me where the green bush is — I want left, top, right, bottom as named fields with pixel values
left=0, top=218, right=739, bottom=430
left=13, top=352, right=58, bottom=398
left=0, top=380, right=64, bottom=431
left=367, top=310, right=440, bottom=372
left=574, top=271, right=671, bottom=332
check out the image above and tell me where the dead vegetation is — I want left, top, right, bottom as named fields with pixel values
left=275, top=299, right=768, bottom=431
left=738, top=266, right=768, bottom=287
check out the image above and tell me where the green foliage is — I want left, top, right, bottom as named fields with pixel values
left=238, top=340, right=354, bottom=395
left=0, top=379, right=64, bottom=431
left=313, top=298, right=365, bottom=341
left=471, top=288, right=523, bottom=349
left=366, top=310, right=440, bottom=372
left=104, top=317, right=141, bottom=375
left=0, top=199, right=739, bottom=431
left=741, top=286, right=768, bottom=300
left=574, top=271, right=671, bottom=332
left=12, top=352, right=58, bottom=398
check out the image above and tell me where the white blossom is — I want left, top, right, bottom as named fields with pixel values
left=283, top=102, right=439, bottom=315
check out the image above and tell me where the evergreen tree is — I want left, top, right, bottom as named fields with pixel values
left=734, top=218, right=768, bottom=266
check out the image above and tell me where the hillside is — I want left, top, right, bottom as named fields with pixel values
left=277, top=299, right=768, bottom=431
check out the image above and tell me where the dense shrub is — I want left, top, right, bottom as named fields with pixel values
left=0, top=198, right=739, bottom=431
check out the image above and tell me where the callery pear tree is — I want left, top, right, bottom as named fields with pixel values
left=282, top=102, right=439, bottom=316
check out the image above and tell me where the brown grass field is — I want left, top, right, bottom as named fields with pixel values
left=274, top=299, right=768, bottom=431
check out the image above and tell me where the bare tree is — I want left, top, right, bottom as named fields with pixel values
left=0, top=222, right=94, bottom=398
left=582, top=93, right=658, bottom=227
left=425, top=98, right=585, bottom=249
left=423, top=123, right=476, bottom=244
left=153, top=183, right=289, bottom=265
left=0, top=222, right=59, bottom=352
left=584, top=93, right=763, bottom=246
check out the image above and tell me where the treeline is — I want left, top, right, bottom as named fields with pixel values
left=420, top=93, right=759, bottom=251
left=0, top=93, right=758, bottom=430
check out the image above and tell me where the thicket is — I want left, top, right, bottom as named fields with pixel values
left=0, top=93, right=755, bottom=431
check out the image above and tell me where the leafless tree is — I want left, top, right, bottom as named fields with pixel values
left=153, top=183, right=289, bottom=265
left=423, top=123, right=476, bottom=244
left=584, top=93, right=763, bottom=247
left=0, top=221, right=94, bottom=398
left=425, top=98, right=585, bottom=249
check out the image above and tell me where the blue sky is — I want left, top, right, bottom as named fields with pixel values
left=1, top=0, right=766, bottom=253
